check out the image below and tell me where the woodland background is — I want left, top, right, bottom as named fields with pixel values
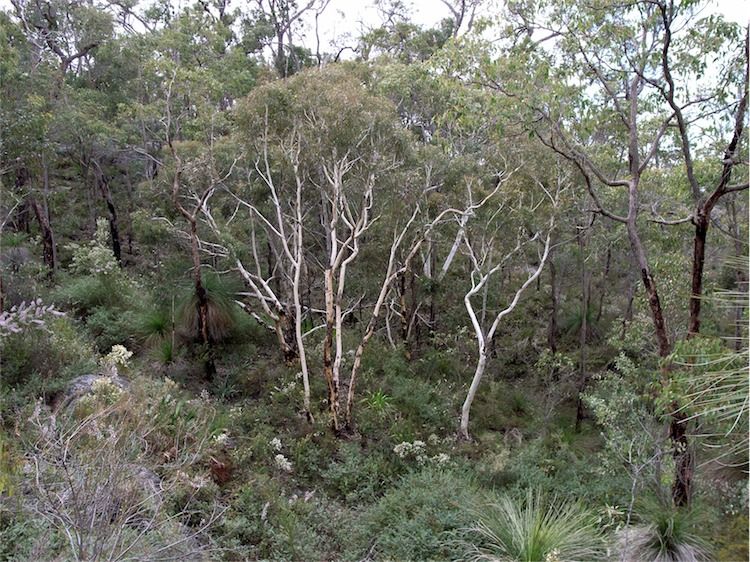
left=0, top=0, right=748, bottom=560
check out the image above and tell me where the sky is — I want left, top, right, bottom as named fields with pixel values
left=0, top=0, right=744, bottom=53
left=303, top=0, right=747, bottom=54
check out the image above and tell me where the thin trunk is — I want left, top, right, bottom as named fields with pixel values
left=548, top=256, right=558, bottom=354
left=293, top=289, right=312, bottom=421
left=41, top=156, right=58, bottom=271
left=190, top=220, right=214, bottom=382
left=14, top=168, right=31, bottom=233
left=29, top=197, right=55, bottom=272
left=575, top=230, right=590, bottom=433
left=670, top=410, right=693, bottom=507
left=410, top=270, right=421, bottom=351
left=627, top=221, right=671, bottom=357
left=460, top=350, right=487, bottom=440
left=688, top=212, right=709, bottom=337
left=398, top=272, right=410, bottom=358
left=293, top=182, right=312, bottom=422
left=95, top=170, right=122, bottom=264
left=596, top=246, right=611, bottom=322
left=323, top=268, right=339, bottom=431
left=275, top=309, right=298, bottom=363
left=621, top=277, right=636, bottom=338
left=124, top=173, right=135, bottom=256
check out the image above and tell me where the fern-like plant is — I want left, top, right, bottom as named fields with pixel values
left=461, top=488, right=604, bottom=562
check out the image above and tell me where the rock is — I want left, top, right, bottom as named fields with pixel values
left=0, top=246, right=32, bottom=273
left=52, top=373, right=130, bottom=411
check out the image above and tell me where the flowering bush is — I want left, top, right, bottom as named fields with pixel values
left=274, top=454, right=293, bottom=473
left=100, top=344, right=133, bottom=375
left=66, top=219, right=118, bottom=276
left=0, top=299, right=64, bottom=338
left=393, top=439, right=451, bottom=466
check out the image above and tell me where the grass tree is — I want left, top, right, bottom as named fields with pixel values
left=462, top=488, right=604, bottom=562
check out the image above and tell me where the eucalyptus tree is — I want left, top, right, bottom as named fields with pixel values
left=458, top=163, right=561, bottom=440
left=249, top=0, right=328, bottom=76
left=495, top=0, right=746, bottom=507
left=646, top=9, right=748, bottom=337
left=220, top=66, right=412, bottom=427
left=369, top=43, right=523, bottom=351
left=3, top=2, right=102, bottom=272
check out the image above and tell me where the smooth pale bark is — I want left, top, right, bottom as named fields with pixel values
left=460, top=351, right=488, bottom=439
left=322, top=268, right=338, bottom=430
left=292, top=171, right=312, bottom=421
left=344, top=207, right=423, bottom=428
left=459, top=230, right=553, bottom=441
left=344, top=197, right=494, bottom=430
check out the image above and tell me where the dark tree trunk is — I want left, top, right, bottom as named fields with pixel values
left=547, top=256, right=558, bottom=354
left=670, top=409, right=693, bottom=507
left=397, top=271, right=411, bottom=359
left=596, top=246, right=611, bottom=322
left=13, top=168, right=31, bottom=233
left=276, top=308, right=298, bottom=363
left=621, top=278, right=636, bottom=338
left=41, top=155, right=57, bottom=270
left=190, top=221, right=214, bottom=382
left=627, top=222, right=671, bottom=357
left=575, top=229, right=590, bottom=433
left=95, top=169, right=122, bottom=264
left=13, top=200, right=31, bottom=233
left=29, top=197, right=56, bottom=273
left=688, top=211, right=710, bottom=337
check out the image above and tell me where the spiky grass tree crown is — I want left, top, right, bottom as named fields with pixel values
left=462, top=488, right=605, bottom=562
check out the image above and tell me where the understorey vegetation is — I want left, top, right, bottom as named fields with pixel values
left=0, top=0, right=747, bottom=560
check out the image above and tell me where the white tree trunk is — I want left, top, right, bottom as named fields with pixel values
left=460, top=350, right=487, bottom=440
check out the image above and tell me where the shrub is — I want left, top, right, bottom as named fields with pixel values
left=0, top=315, right=97, bottom=412
left=13, top=377, right=223, bottom=562
left=320, top=442, right=399, bottom=504
left=461, top=488, right=604, bottom=562
left=178, top=271, right=242, bottom=344
left=347, top=466, right=479, bottom=561
left=220, top=476, right=350, bottom=561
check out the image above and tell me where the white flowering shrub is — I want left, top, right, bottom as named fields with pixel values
left=274, top=454, right=293, bottom=473
left=213, top=431, right=230, bottom=446
left=100, top=344, right=133, bottom=375
left=91, top=376, right=123, bottom=401
left=393, top=439, right=450, bottom=466
left=67, top=219, right=118, bottom=276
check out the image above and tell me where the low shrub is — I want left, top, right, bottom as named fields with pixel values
left=346, top=466, right=480, bottom=561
